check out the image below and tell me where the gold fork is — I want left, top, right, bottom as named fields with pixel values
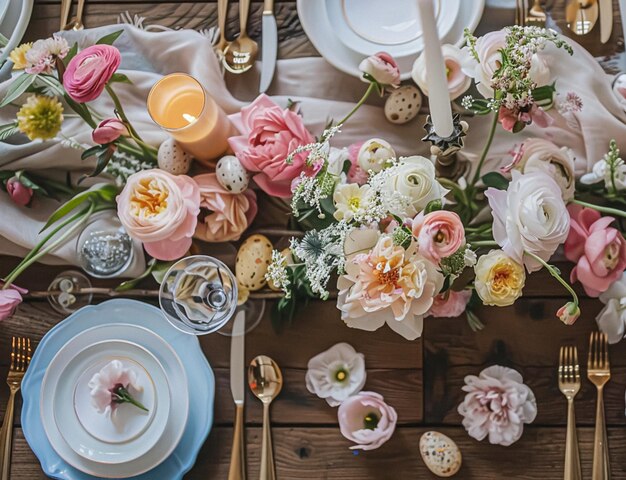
left=559, top=346, right=582, bottom=480
left=588, top=332, right=611, bottom=480
left=0, top=337, right=31, bottom=480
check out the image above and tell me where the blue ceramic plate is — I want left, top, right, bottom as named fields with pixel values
left=21, top=299, right=214, bottom=480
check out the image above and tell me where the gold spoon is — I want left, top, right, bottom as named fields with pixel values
left=223, top=0, right=258, bottom=74
left=566, top=0, right=598, bottom=35
left=214, top=0, right=230, bottom=57
left=527, top=0, right=547, bottom=22
left=248, top=355, right=282, bottom=480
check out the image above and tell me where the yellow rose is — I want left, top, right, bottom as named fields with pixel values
left=474, top=250, right=525, bottom=307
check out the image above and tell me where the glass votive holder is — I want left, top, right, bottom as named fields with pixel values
left=147, top=73, right=232, bottom=165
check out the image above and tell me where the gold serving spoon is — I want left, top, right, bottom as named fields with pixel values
left=223, top=0, right=258, bottom=74
left=248, top=355, right=282, bottom=480
left=214, top=0, right=230, bottom=58
left=566, top=0, right=598, bottom=35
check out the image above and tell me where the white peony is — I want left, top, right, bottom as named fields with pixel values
left=597, top=272, right=626, bottom=344
left=485, top=170, right=570, bottom=272
left=412, top=44, right=471, bottom=100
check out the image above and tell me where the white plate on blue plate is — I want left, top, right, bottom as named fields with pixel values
left=22, top=299, right=214, bottom=480
left=0, top=0, right=34, bottom=81
left=298, top=0, right=484, bottom=80
left=42, top=339, right=174, bottom=468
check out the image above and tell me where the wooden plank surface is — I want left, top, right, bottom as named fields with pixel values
left=6, top=1, right=626, bottom=479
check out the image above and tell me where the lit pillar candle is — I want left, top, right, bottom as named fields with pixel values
left=416, top=0, right=454, bottom=138
left=147, top=73, right=232, bottom=165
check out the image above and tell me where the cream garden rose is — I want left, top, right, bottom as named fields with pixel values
left=384, top=156, right=448, bottom=217
left=485, top=171, right=570, bottom=272
left=475, top=249, right=526, bottom=307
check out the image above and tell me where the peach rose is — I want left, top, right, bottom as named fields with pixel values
left=193, top=173, right=257, bottom=243
left=412, top=210, right=465, bottom=263
left=117, top=169, right=200, bottom=261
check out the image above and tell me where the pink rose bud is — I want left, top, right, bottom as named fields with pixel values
left=358, top=52, right=401, bottom=88
left=92, top=118, right=129, bottom=145
left=63, top=45, right=121, bottom=103
left=6, top=177, right=33, bottom=206
left=557, top=302, right=580, bottom=326
left=0, top=284, right=27, bottom=321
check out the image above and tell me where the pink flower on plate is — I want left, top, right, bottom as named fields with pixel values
left=64, top=45, right=121, bottom=103
left=338, top=391, right=397, bottom=451
left=117, top=169, right=200, bottom=261
left=92, top=118, right=129, bottom=145
left=228, top=94, right=314, bottom=198
left=6, top=177, right=33, bottom=206
left=358, top=52, right=401, bottom=88
left=427, top=290, right=472, bottom=318
left=88, top=360, right=146, bottom=414
left=498, top=103, right=554, bottom=133
left=412, top=210, right=465, bottom=263
left=564, top=205, right=626, bottom=297
left=458, top=365, right=537, bottom=446
left=193, top=173, right=258, bottom=243
left=0, top=284, right=27, bottom=321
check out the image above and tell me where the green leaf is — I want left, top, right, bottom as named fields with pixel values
left=81, top=145, right=106, bottom=161
left=96, top=30, right=124, bottom=46
left=80, top=147, right=116, bottom=182
left=63, top=93, right=96, bottom=128
left=481, top=172, right=510, bottom=190
left=115, top=259, right=157, bottom=292
left=151, top=261, right=175, bottom=284
left=64, top=42, right=79, bottom=65
left=40, top=190, right=93, bottom=232
left=15, top=172, right=48, bottom=195
left=0, top=171, right=14, bottom=181
left=0, top=74, right=36, bottom=108
left=110, top=73, right=132, bottom=84
left=425, top=199, right=442, bottom=214
left=0, top=122, right=20, bottom=142
left=532, top=82, right=557, bottom=108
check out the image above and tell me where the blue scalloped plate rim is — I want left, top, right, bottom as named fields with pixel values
left=21, top=298, right=214, bottom=480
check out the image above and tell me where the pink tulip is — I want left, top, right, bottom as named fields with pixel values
left=338, top=391, right=397, bottom=451
left=557, top=302, right=580, bottom=326
left=565, top=205, right=626, bottom=297
left=0, top=284, right=27, bottom=321
left=92, top=118, right=129, bottom=145
left=427, top=290, right=472, bottom=318
left=412, top=210, right=465, bottom=263
left=358, top=52, right=401, bottom=88
left=64, top=45, right=121, bottom=103
left=228, top=95, right=314, bottom=198
left=6, top=178, right=33, bottom=206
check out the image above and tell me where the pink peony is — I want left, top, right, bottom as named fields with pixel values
left=498, top=104, right=554, bottom=133
left=338, top=391, right=397, bottom=451
left=117, top=169, right=200, bottom=261
left=458, top=365, right=537, bottom=446
left=427, top=290, right=472, bottom=318
left=92, top=118, right=129, bottom=145
left=6, top=178, right=33, bottom=206
left=564, top=205, right=626, bottom=297
left=228, top=94, right=314, bottom=198
left=358, top=52, right=401, bottom=88
left=412, top=210, right=465, bottom=263
left=193, top=173, right=258, bottom=243
left=64, top=45, right=121, bottom=103
left=0, top=284, right=27, bottom=321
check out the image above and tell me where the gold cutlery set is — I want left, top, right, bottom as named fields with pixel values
left=560, top=332, right=612, bottom=480
left=229, top=312, right=283, bottom=480
left=0, top=337, right=31, bottom=480
left=60, top=0, right=86, bottom=31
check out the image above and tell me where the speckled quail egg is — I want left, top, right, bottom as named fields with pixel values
left=216, top=155, right=249, bottom=194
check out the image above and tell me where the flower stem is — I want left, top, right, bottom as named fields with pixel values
left=469, top=240, right=499, bottom=247
left=570, top=199, right=626, bottom=219
left=524, top=250, right=579, bottom=306
left=470, top=110, right=499, bottom=188
left=113, top=385, right=149, bottom=412
left=337, top=82, right=376, bottom=126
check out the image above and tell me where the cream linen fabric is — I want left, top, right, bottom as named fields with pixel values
left=0, top=8, right=625, bottom=274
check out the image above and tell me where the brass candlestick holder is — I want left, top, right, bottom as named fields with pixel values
left=422, top=113, right=471, bottom=181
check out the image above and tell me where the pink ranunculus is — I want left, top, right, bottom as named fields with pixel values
left=92, top=118, right=129, bottom=145
left=228, top=94, right=314, bottom=198
left=557, top=301, right=581, bottom=326
left=338, top=391, right=397, bottom=451
left=346, top=142, right=368, bottom=185
left=564, top=205, right=626, bottom=297
left=412, top=210, right=465, bottom=263
left=193, top=173, right=257, bottom=243
left=6, top=178, right=33, bottom=206
left=64, top=45, right=121, bottom=103
left=427, top=290, right=472, bottom=318
left=358, top=52, right=401, bottom=88
left=0, top=284, right=27, bottom=321
left=117, top=169, right=200, bottom=261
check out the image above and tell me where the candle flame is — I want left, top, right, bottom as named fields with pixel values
left=182, top=113, right=197, bottom=124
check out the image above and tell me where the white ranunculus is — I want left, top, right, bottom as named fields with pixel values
left=357, top=138, right=395, bottom=174
left=305, top=342, right=366, bottom=407
left=412, top=44, right=471, bottom=100
left=597, top=272, right=626, bottom=344
left=485, top=170, right=570, bottom=272
left=384, top=156, right=449, bottom=217
left=516, top=139, right=576, bottom=200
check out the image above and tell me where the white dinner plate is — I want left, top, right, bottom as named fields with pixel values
left=42, top=340, right=171, bottom=465
left=298, top=0, right=485, bottom=80
left=0, top=0, right=34, bottom=81
left=40, top=324, right=189, bottom=478
left=327, top=0, right=461, bottom=57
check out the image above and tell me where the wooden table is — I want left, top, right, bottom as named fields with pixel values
left=4, top=1, right=625, bottom=478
